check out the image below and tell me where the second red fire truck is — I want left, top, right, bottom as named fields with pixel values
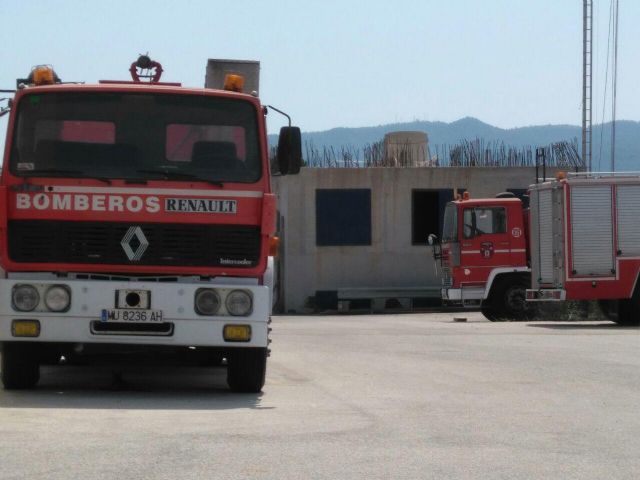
left=432, top=173, right=640, bottom=325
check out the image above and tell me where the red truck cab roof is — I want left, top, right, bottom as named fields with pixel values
left=451, top=197, right=523, bottom=207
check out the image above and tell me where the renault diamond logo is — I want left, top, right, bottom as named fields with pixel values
left=121, top=226, right=149, bottom=261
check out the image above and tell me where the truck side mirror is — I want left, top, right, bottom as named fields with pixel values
left=428, top=234, right=442, bottom=261
left=277, top=126, right=302, bottom=175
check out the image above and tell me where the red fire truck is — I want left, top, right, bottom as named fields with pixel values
left=432, top=173, right=640, bottom=325
left=0, top=57, right=301, bottom=391
left=431, top=191, right=533, bottom=321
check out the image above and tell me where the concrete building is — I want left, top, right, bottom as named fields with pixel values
left=272, top=166, right=561, bottom=313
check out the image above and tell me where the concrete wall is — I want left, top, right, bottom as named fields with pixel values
left=273, top=166, right=560, bottom=312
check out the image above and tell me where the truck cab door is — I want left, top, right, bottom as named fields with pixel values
left=461, top=206, right=511, bottom=270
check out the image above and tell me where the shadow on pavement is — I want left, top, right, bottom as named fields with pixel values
left=527, top=322, right=639, bottom=330
left=0, top=365, right=268, bottom=411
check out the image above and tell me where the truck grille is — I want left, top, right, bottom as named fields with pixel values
left=8, top=220, right=261, bottom=268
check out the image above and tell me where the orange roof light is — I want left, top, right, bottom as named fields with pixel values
left=31, top=65, right=56, bottom=85
left=462, top=191, right=470, bottom=200
left=556, top=171, right=567, bottom=180
left=223, top=74, right=245, bottom=92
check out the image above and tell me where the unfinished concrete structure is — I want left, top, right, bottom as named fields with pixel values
left=383, top=131, right=431, bottom=167
left=205, top=59, right=260, bottom=93
left=272, top=166, right=562, bottom=313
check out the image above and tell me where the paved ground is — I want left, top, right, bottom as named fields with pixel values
left=1, top=312, right=639, bottom=479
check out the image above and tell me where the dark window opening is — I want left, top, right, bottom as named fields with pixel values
left=316, top=189, right=371, bottom=246
left=412, top=189, right=460, bottom=245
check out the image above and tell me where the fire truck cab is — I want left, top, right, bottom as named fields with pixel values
left=0, top=59, right=301, bottom=391
left=432, top=193, right=534, bottom=321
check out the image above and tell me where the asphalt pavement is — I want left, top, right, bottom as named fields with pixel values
left=1, top=312, right=639, bottom=479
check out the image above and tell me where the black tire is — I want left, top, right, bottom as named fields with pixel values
left=492, top=279, right=537, bottom=321
left=227, top=348, right=267, bottom=393
left=598, top=299, right=619, bottom=322
left=1, top=343, right=40, bottom=390
left=480, top=305, right=502, bottom=322
left=615, top=298, right=640, bottom=326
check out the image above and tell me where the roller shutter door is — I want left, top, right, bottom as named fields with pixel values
left=537, top=190, right=554, bottom=283
left=570, top=185, right=614, bottom=275
left=617, top=185, right=640, bottom=256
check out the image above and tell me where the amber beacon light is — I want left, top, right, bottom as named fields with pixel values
left=223, top=74, right=245, bottom=92
left=31, top=65, right=56, bottom=85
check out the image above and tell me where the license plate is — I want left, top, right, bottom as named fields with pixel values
left=100, top=309, right=164, bottom=323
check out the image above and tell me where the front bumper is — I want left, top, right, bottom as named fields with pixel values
left=441, top=287, right=485, bottom=305
left=0, top=278, right=269, bottom=347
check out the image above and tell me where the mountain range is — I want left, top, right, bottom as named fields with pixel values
left=270, top=117, right=639, bottom=171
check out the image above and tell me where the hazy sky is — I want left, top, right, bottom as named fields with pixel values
left=1, top=0, right=638, bottom=138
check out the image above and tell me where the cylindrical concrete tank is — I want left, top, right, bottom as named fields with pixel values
left=383, top=131, right=430, bottom=167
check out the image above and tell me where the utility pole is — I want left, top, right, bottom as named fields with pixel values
left=582, top=0, right=593, bottom=172
left=611, top=0, right=619, bottom=172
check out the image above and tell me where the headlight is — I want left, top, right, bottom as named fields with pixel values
left=12, top=285, right=40, bottom=312
left=44, top=285, right=71, bottom=312
left=195, top=288, right=221, bottom=316
left=225, top=290, right=253, bottom=316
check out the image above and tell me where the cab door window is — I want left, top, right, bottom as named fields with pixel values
left=463, top=207, right=506, bottom=238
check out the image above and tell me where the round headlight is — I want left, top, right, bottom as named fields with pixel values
left=195, top=289, right=221, bottom=316
left=225, top=290, right=252, bottom=316
left=44, top=285, right=71, bottom=312
left=12, top=285, right=40, bottom=312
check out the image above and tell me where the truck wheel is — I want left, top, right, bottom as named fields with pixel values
left=494, top=281, right=537, bottom=321
left=597, top=299, right=619, bottom=322
left=1, top=343, right=40, bottom=390
left=480, top=305, right=501, bottom=322
left=227, top=348, right=267, bottom=393
left=615, top=298, right=640, bottom=326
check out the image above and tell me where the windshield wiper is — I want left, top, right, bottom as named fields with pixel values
left=19, top=169, right=112, bottom=184
left=136, top=169, right=224, bottom=187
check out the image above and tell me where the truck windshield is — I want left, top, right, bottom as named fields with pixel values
left=442, top=203, right=458, bottom=242
left=9, top=92, right=261, bottom=183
